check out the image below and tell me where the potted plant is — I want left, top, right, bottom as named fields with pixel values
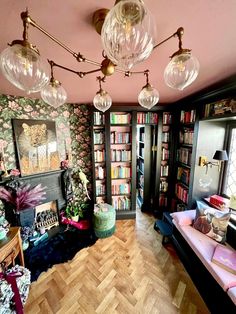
left=0, top=182, right=46, bottom=227
left=65, top=199, right=85, bottom=222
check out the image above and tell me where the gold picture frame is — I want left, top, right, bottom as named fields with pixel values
left=12, top=119, right=60, bottom=176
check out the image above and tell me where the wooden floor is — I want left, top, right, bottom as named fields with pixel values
left=24, top=209, right=209, bottom=314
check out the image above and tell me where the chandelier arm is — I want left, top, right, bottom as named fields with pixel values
left=22, top=11, right=101, bottom=66
left=47, top=60, right=101, bottom=78
left=153, top=27, right=184, bottom=50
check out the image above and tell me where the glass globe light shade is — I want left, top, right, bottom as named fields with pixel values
left=93, top=90, right=112, bottom=112
left=138, top=83, right=159, bottom=109
left=40, top=80, right=67, bottom=108
left=101, top=0, right=156, bottom=70
left=164, top=52, right=200, bottom=91
left=0, top=44, right=49, bottom=94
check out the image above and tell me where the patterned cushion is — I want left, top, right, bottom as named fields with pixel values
left=193, top=207, right=230, bottom=243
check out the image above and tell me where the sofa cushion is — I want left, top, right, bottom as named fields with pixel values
left=171, top=209, right=195, bottom=226
left=173, top=221, right=236, bottom=291
left=193, top=207, right=230, bottom=243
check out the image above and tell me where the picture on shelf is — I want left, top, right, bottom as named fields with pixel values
left=12, top=119, right=60, bottom=176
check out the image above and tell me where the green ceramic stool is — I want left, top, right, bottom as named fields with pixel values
left=93, top=203, right=116, bottom=238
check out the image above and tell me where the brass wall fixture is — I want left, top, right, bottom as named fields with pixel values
left=0, top=1, right=200, bottom=111
left=200, top=150, right=228, bottom=174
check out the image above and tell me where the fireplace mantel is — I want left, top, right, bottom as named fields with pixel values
left=1, top=170, right=67, bottom=210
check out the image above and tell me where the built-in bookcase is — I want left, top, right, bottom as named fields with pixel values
left=92, top=110, right=136, bottom=219
left=136, top=112, right=160, bottom=211
left=174, top=109, right=196, bottom=211
left=159, top=112, right=172, bottom=209
left=92, top=112, right=107, bottom=204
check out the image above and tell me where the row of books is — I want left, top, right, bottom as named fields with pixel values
left=159, top=194, right=168, bottom=207
left=94, top=112, right=105, bottom=125
left=161, top=164, right=169, bottom=177
left=163, top=112, right=172, bottom=125
left=112, top=183, right=131, bottom=195
left=160, top=179, right=168, bottom=192
left=177, top=148, right=192, bottom=165
left=179, top=129, right=194, bottom=145
left=137, top=112, right=158, bottom=124
left=180, top=109, right=196, bottom=124
left=111, top=132, right=130, bottom=144
left=177, top=167, right=190, bottom=185
left=175, top=183, right=189, bottom=204
left=110, top=113, right=131, bottom=124
left=162, top=148, right=169, bottom=160
left=94, top=149, right=105, bottom=162
left=93, top=131, right=105, bottom=145
left=162, top=132, right=169, bottom=142
left=111, top=166, right=131, bottom=179
left=112, top=196, right=131, bottom=210
left=111, top=149, right=131, bottom=162
left=96, top=183, right=106, bottom=196
left=95, top=166, right=105, bottom=180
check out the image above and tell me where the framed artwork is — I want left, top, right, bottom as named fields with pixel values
left=12, top=119, right=60, bottom=176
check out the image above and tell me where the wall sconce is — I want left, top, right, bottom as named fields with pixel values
left=199, top=150, right=228, bottom=174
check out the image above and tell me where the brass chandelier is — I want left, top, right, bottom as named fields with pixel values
left=0, top=0, right=200, bottom=112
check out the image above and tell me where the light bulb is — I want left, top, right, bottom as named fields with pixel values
left=93, top=90, right=112, bottom=112
left=101, top=0, right=156, bottom=70
left=138, top=83, right=159, bottom=109
left=0, top=44, right=49, bottom=93
left=41, top=80, right=67, bottom=108
left=164, top=52, right=199, bottom=90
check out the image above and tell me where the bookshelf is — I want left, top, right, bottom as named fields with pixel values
left=92, top=112, right=107, bottom=204
left=173, top=109, right=197, bottom=211
left=110, top=111, right=136, bottom=218
left=136, top=112, right=159, bottom=211
left=159, top=112, right=172, bottom=210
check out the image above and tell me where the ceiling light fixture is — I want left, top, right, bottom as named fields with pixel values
left=40, top=60, right=67, bottom=108
left=93, top=76, right=112, bottom=113
left=0, top=1, right=199, bottom=112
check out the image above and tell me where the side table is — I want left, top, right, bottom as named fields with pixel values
left=0, top=227, right=24, bottom=268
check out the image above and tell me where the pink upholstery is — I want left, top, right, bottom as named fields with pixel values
left=173, top=220, right=236, bottom=292
left=171, top=210, right=195, bottom=226
left=228, top=287, right=236, bottom=305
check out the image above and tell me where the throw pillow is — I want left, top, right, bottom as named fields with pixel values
left=171, top=210, right=196, bottom=226
left=193, top=207, right=230, bottom=243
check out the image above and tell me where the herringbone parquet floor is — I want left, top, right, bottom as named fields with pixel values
left=24, top=209, right=209, bottom=314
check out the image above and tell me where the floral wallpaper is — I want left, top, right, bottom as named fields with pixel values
left=0, top=93, right=93, bottom=190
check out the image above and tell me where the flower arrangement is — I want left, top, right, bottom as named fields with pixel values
left=0, top=183, right=47, bottom=212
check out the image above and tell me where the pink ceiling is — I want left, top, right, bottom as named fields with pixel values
left=0, top=0, right=236, bottom=105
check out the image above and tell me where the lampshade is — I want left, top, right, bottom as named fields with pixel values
left=213, top=150, right=228, bottom=161
left=164, top=52, right=200, bottom=90
left=138, top=83, right=159, bottom=109
left=101, top=0, right=156, bottom=70
left=93, top=90, right=112, bottom=112
left=40, top=80, right=67, bottom=108
left=0, top=44, right=49, bottom=94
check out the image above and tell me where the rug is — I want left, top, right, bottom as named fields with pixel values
left=24, top=225, right=97, bottom=282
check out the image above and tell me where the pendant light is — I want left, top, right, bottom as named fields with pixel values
left=0, top=11, right=49, bottom=94
left=138, top=70, right=159, bottom=109
left=101, top=0, right=156, bottom=71
left=164, top=27, right=199, bottom=90
left=93, top=76, right=112, bottom=112
left=40, top=60, right=67, bottom=108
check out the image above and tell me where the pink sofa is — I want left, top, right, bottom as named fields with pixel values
left=171, top=210, right=236, bottom=312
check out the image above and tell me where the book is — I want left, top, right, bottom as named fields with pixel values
left=212, top=244, right=236, bottom=275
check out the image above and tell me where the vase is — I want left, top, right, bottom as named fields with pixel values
left=71, top=215, right=79, bottom=222
left=16, top=208, right=36, bottom=227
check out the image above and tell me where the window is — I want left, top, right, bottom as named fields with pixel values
left=224, top=127, right=236, bottom=196
left=223, top=122, right=236, bottom=228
